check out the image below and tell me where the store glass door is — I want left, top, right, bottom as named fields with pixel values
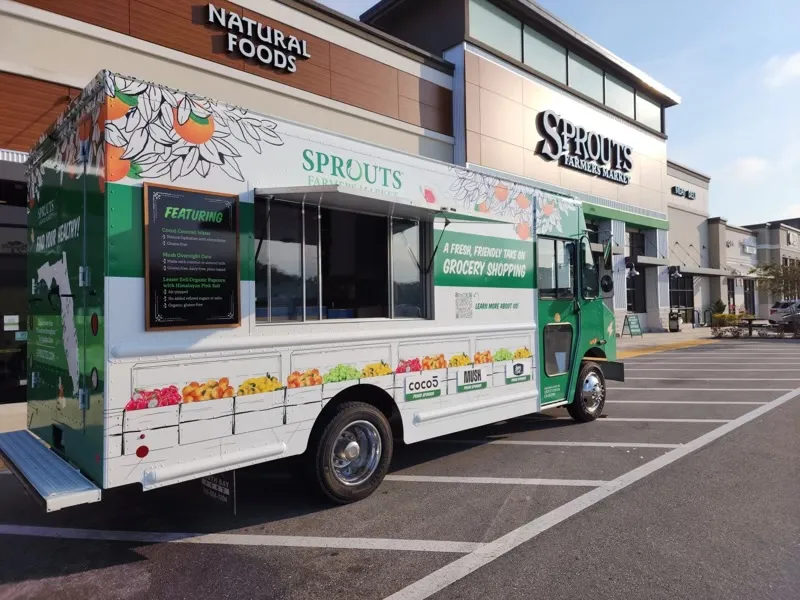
left=0, top=180, right=28, bottom=404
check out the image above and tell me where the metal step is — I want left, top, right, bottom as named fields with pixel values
left=0, top=430, right=101, bottom=512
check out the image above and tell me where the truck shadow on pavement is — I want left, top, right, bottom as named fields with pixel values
left=0, top=414, right=580, bottom=586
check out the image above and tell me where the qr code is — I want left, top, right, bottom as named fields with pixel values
left=455, top=292, right=474, bottom=320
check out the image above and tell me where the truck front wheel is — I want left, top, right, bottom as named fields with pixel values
left=307, top=401, right=393, bottom=504
left=567, top=362, right=606, bottom=422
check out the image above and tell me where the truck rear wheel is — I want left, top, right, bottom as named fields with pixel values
left=307, top=401, right=393, bottom=504
left=567, top=362, right=606, bottom=422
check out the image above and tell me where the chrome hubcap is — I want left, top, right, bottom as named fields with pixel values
left=581, top=372, right=604, bottom=413
left=331, top=420, right=381, bottom=486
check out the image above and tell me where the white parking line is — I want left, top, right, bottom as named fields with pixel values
left=608, top=387, right=793, bottom=391
left=0, top=524, right=483, bottom=554
left=385, top=386, right=800, bottom=600
left=427, top=440, right=682, bottom=449
left=627, top=361, right=799, bottom=365
left=600, top=418, right=731, bottom=423
left=625, top=365, right=792, bottom=370
left=606, top=400, right=766, bottom=405
left=385, top=475, right=605, bottom=487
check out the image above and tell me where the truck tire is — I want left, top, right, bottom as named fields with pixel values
left=307, top=401, right=393, bottom=504
left=567, top=362, right=606, bottom=422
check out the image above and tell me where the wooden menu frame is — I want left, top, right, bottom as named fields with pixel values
left=143, top=182, right=241, bottom=332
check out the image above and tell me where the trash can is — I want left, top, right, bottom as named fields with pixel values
left=668, top=311, right=681, bottom=332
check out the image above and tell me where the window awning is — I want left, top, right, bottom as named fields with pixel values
left=671, top=265, right=728, bottom=276
left=253, top=185, right=514, bottom=224
left=635, top=255, right=670, bottom=267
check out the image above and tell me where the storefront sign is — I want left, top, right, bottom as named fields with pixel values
left=144, top=183, right=240, bottom=331
left=538, top=110, right=632, bottom=185
left=671, top=185, right=696, bottom=200
left=207, top=3, right=311, bottom=73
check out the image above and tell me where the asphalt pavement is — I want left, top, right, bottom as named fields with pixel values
left=0, top=339, right=798, bottom=600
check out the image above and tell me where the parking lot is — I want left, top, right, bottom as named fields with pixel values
left=1, top=339, right=799, bottom=600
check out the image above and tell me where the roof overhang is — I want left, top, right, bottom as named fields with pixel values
left=253, top=185, right=515, bottom=224
left=635, top=255, right=670, bottom=267
left=671, top=265, right=728, bottom=277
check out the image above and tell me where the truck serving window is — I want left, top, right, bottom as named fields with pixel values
left=255, top=198, right=428, bottom=322
left=537, top=238, right=574, bottom=299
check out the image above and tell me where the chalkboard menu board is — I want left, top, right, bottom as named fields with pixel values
left=622, top=314, right=643, bottom=337
left=144, top=183, right=240, bottom=331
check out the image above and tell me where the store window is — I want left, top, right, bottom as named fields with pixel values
left=568, top=52, right=603, bottom=102
left=538, top=238, right=574, bottom=298
left=523, top=25, right=566, bottom=84
left=604, top=73, right=635, bottom=118
left=727, top=278, right=736, bottom=312
left=255, top=199, right=427, bottom=322
left=469, top=0, right=522, bottom=62
left=543, top=323, right=573, bottom=376
left=0, top=179, right=28, bottom=403
left=669, top=273, right=694, bottom=321
left=744, top=279, right=755, bottom=315
left=625, top=230, right=646, bottom=313
left=636, top=92, right=662, bottom=132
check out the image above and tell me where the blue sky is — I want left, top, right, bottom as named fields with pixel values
left=319, top=0, right=800, bottom=227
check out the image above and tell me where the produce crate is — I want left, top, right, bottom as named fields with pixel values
left=234, top=390, right=285, bottom=413
left=122, top=405, right=179, bottom=433
left=179, top=416, right=233, bottom=445
left=179, top=398, right=234, bottom=423
left=234, top=407, right=283, bottom=434
left=123, top=426, right=178, bottom=455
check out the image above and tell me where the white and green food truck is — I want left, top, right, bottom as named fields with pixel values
left=0, top=71, right=623, bottom=510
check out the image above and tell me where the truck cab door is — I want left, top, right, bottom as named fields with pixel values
left=537, top=238, right=579, bottom=406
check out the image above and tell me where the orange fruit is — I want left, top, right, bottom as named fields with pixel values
left=494, top=184, right=509, bottom=202
left=515, top=194, right=530, bottom=210
left=173, top=108, right=215, bottom=145
left=223, top=388, right=234, bottom=398
left=219, top=377, right=229, bottom=388
left=97, top=105, right=107, bottom=134
left=107, top=96, right=132, bottom=121
left=78, top=116, right=92, bottom=142
left=542, top=202, right=554, bottom=216
left=105, top=143, right=130, bottom=183
left=477, top=202, right=489, bottom=213
left=515, top=221, right=531, bottom=240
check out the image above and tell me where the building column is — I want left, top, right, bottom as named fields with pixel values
left=601, top=220, right=628, bottom=335
left=643, top=228, right=669, bottom=332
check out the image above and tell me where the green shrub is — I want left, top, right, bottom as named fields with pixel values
left=711, top=313, right=739, bottom=327
left=712, top=299, right=727, bottom=314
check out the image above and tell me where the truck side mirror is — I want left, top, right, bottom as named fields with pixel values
left=600, top=275, right=614, bottom=294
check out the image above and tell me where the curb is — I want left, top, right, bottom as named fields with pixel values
left=618, top=339, right=718, bottom=359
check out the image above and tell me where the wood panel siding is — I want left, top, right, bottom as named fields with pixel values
left=12, top=0, right=453, bottom=136
left=0, top=72, right=80, bottom=152
left=16, top=0, right=130, bottom=35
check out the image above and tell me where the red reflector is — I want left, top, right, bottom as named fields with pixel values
left=136, top=446, right=149, bottom=458
left=91, top=313, right=99, bottom=336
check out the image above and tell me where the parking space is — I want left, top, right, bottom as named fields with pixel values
left=1, top=339, right=798, bottom=600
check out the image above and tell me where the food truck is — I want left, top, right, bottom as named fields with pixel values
left=0, top=71, right=622, bottom=510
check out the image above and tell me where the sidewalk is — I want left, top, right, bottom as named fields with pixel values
left=617, top=327, right=717, bottom=359
left=0, top=402, right=26, bottom=434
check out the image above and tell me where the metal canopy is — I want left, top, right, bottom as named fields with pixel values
left=253, top=185, right=514, bottom=224
left=672, top=265, right=728, bottom=277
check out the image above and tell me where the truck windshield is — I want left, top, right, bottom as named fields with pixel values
left=582, top=241, right=599, bottom=299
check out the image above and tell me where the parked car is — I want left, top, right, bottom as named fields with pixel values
left=769, top=300, right=800, bottom=324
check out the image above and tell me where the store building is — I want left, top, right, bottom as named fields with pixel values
left=664, top=160, right=726, bottom=325
left=363, top=0, right=683, bottom=333
left=740, top=219, right=800, bottom=316
left=706, top=218, right=758, bottom=317
left=0, top=0, right=457, bottom=403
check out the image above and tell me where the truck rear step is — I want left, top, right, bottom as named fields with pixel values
left=0, top=430, right=101, bottom=512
